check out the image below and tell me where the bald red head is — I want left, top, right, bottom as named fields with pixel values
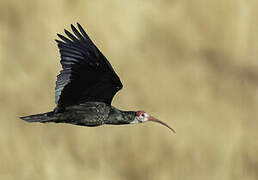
left=136, top=111, right=145, bottom=117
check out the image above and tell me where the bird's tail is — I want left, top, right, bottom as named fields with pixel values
left=20, top=111, right=56, bottom=123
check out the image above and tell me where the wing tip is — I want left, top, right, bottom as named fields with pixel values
left=71, top=24, right=76, bottom=30
left=56, top=33, right=63, bottom=39
left=76, top=22, right=81, bottom=28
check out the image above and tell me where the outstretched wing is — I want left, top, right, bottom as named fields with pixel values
left=55, top=23, right=123, bottom=108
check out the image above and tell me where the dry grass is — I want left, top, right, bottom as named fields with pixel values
left=1, top=1, right=258, bottom=179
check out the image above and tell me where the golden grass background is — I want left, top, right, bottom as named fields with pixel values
left=1, top=0, right=258, bottom=179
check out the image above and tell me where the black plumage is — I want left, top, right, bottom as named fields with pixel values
left=20, top=23, right=175, bottom=133
left=55, top=23, right=122, bottom=109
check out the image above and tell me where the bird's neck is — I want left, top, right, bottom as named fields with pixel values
left=105, top=106, right=136, bottom=125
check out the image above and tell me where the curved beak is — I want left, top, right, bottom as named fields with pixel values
left=148, top=116, right=176, bottom=133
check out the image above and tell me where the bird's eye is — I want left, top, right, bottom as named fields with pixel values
left=141, top=113, right=145, bottom=117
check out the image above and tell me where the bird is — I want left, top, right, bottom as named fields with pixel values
left=20, top=23, right=175, bottom=133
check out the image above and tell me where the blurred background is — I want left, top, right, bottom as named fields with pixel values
left=1, top=0, right=258, bottom=180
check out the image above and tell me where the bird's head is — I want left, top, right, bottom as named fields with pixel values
left=130, top=111, right=176, bottom=133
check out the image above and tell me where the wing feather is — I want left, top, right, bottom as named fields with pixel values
left=55, top=23, right=123, bottom=108
left=57, top=34, right=73, bottom=43
left=71, top=24, right=85, bottom=41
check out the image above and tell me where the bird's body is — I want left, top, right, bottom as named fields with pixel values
left=23, top=102, right=135, bottom=127
left=20, top=23, right=175, bottom=133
